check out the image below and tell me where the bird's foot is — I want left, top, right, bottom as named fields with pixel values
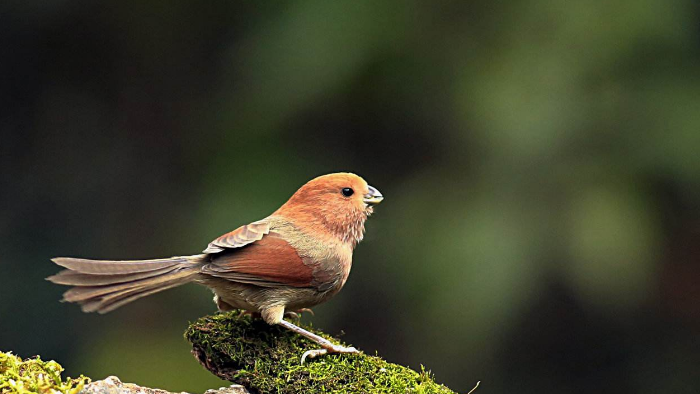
left=284, top=308, right=315, bottom=320
left=277, top=318, right=359, bottom=364
left=300, top=344, right=359, bottom=364
left=295, top=308, right=315, bottom=316
left=284, top=311, right=300, bottom=320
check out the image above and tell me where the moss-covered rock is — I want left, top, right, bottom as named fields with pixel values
left=185, top=312, right=456, bottom=394
left=0, top=352, right=90, bottom=394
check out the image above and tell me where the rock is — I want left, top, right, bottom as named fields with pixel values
left=202, top=385, right=250, bottom=394
left=80, top=376, right=250, bottom=394
left=184, top=312, right=457, bottom=394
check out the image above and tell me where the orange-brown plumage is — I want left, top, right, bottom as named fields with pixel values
left=275, top=173, right=375, bottom=245
left=47, top=172, right=383, bottom=360
left=203, top=235, right=313, bottom=288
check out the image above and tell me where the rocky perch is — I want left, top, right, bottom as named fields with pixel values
left=185, top=312, right=456, bottom=393
left=2, top=312, right=460, bottom=394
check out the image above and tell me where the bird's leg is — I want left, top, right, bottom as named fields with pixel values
left=277, top=319, right=359, bottom=364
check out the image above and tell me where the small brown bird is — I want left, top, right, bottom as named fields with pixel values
left=47, top=172, right=383, bottom=362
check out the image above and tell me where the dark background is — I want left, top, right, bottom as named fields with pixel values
left=2, top=1, right=700, bottom=393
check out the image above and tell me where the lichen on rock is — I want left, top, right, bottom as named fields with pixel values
left=0, top=352, right=251, bottom=394
left=0, top=351, right=90, bottom=394
left=185, top=312, right=456, bottom=394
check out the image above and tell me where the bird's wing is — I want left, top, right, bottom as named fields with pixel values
left=201, top=234, right=314, bottom=288
left=202, top=220, right=271, bottom=254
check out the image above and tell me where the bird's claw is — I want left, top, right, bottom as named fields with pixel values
left=300, top=349, right=326, bottom=364
left=284, top=308, right=315, bottom=320
left=300, top=345, right=359, bottom=364
left=296, top=308, right=315, bottom=316
left=284, top=311, right=300, bottom=320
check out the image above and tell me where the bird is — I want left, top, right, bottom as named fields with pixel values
left=47, top=172, right=383, bottom=363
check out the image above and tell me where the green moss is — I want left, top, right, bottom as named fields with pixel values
left=184, top=312, right=456, bottom=394
left=0, top=352, right=90, bottom=394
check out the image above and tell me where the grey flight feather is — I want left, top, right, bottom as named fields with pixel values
left=51, top=256, right=191, bottom=275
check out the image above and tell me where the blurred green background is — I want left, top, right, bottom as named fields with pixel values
left=2, top=1, right=700, bottom=393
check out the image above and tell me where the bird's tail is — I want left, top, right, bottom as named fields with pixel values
left=47, top=255, right=205, bottom=314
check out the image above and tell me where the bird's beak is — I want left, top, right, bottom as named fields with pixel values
left=363, top=185, right=384, bottom=205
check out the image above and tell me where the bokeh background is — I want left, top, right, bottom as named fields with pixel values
left=2, top=1, right=700, bottom=393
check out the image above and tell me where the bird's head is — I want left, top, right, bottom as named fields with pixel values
left=276, top=172, right=383, bottom=246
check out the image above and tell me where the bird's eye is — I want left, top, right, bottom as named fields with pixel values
left=341, top=187, right=354, bottom=197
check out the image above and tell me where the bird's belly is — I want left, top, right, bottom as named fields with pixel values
left=196, top=276, right=330, bottom=313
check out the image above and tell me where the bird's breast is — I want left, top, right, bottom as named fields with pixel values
left=269, top=217, right=353, bottom=295
left=302, top=242, right=352, bottom=294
